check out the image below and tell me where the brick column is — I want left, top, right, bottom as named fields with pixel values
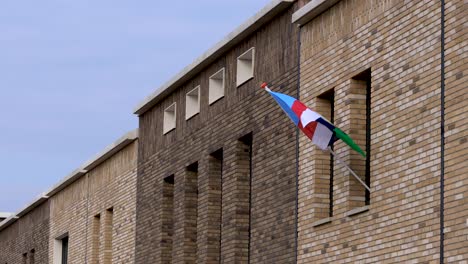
left=197, top=151, right=223, bottom=263
left=221, top=137, right=251, bottom=263
left=335, top=79, right=368, bottom=211
left=173, top=165, right=198, bottom=263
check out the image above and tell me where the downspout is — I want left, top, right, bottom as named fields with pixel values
left=439, top=0, right=446, bottom=262
left=294, top=27, right=301, bottom=264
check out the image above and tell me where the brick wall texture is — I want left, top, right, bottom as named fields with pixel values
left=134, top=3, right=301, bottom=263
left=443, top=0, right=467, bottom=262
left=297, top=0, right=467, bottom=263
left=1, top=1, right=466, bottom=263
left=48, top=141, right=138, bottom=264
left=0, top=201, right=50, bottom=264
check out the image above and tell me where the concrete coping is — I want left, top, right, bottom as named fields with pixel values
left=0, top=215, right=19, bottom=232
left=0, top=212, right=12, bottom=219
left=45, top=129, right=138, bottom=197
left=133, top=0, right=295, bottom=116
left=344, top=205, right=369, bottom=217
left=292, top=0, right=341, bottom=26
left=311, top=217, right=332, bottom=227
left=81, top=129, right=138, bottom=171
left=15, top=194, right=49, bottom=217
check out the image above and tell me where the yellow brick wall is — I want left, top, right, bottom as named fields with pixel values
left=443, top=0, right=468, bottom=262
left=298, top=0, right=446, bottom=262
left=49, top=141, right=137, bottom=264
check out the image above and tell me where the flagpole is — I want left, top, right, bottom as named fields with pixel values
left=327, top=147, right=371, bottom=192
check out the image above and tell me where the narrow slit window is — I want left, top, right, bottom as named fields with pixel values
left=22, top=253, right=27, bottom=264
left=209, top=68, right=225, bottom=105
left=348, top=69, right=371, bottom=208
left=103, top=208, right=113, bottom=264
left=185, top=162, right=198, bottom=259
left=236, top=47, right=255, bottom=86
left=186, top=86, right=200, bottom=120
left=91, top=214, right=100, bottom=264
left=29, top=249, right=35, bottom=264
left=238, top=133, right=253, bottom=262
left=162, top=175, right=175, bottom=263
left=163, top=103, right=177, bottom=134
left=61, top=236, right=69, bottom=264
left=209, top=148, right=223, bottom=261
left=317, top=89, right=335, bottom=218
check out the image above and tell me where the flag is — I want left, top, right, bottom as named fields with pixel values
left=261, top=82, right=366, bottom=157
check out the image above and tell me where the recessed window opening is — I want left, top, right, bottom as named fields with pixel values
left=53, top=233, right=69, bottom=264
left=29, top=249, right=35, bottom=264
left=162, top=175, right=175, bottom=263
left=91, top=214, right=101, bottom=264
left=209, top=68, right=225, bottom=104
left=185, top=86, right=200, bottom=120
left=237, top=47, right=255, bottom=87
left=103, top=208, right=114, bottom=264
left=318, top=89, right=335, bottom=217
left=351, top=69, right=371, bottom=206
left=209, top=148, right=223, bottom=261
left=185, top=162, right=198, bottom=259
left=163, top=103, right=177, bottom=134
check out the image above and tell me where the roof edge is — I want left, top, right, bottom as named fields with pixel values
left=81, top=129, right=138, bottom=171
left=133, top=0, right=295, bottom=116
left=292, top=0, right=340, bottom=26
left=44, top=169, right=87, bottom=197
left=0, top=212, right=12, bottom=218
left=0, top=215, right=19, bottom=231
left=0, top=131, right=139, bottom=232
left=16, top=194, right=49, bottom=217
left=45, top=129, right=138, bottom=197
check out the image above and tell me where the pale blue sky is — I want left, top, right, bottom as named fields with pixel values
left=0, top=0, right=271, bottom=212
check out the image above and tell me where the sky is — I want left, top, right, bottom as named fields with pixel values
left=0, top=0, right=271, bottom=213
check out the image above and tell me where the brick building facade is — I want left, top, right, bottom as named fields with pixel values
left=0, top=131, right=138, bottom=264
left=293, top=0, right=466, bottom=263
left=133, top=1, right=301, bottom=262
left=0, top=0, right=466, bottom=263
left=0, top=200, right=50, bottom=264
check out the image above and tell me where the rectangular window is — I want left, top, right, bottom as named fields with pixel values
left=61, top=236, right=69, bottom=264
left=22, top=253, right=27, bottom=264
left=209, top=68, right=225, bottom=105
left=163, top=103, right=177, bottom=134
left=185, top=86, right=200, bottom=120
left=347, top=69, right=371, bottom=209
left=162, top=175, right=175, bottom=263
left=103, top=208, right=114, bottom=264
left=185, top=162, right=198, bottom=260
left=53, top=234, right=69, bottom=264
left=91, top=214, right=101, bottom=264
left=236, top=47, right=255, bottom=86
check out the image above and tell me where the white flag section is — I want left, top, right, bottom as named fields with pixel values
left=313, top=123, right=334, bottom=150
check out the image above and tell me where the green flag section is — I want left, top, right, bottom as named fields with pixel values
left=333, top=127, right=366, bottom=157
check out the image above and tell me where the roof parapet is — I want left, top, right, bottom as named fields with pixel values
left=292, top=0, right=340, bottom=26
left=0, top=212, right=12, bottom=219
left=16, top=193, right=49, bottom=217
left=81, top=129, right=138, bottom=171
left=0, top=129, right=139, bottom=233
left=133, top=0, right=295, bottom=116
left=0, top=215, right=19, bottom=231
